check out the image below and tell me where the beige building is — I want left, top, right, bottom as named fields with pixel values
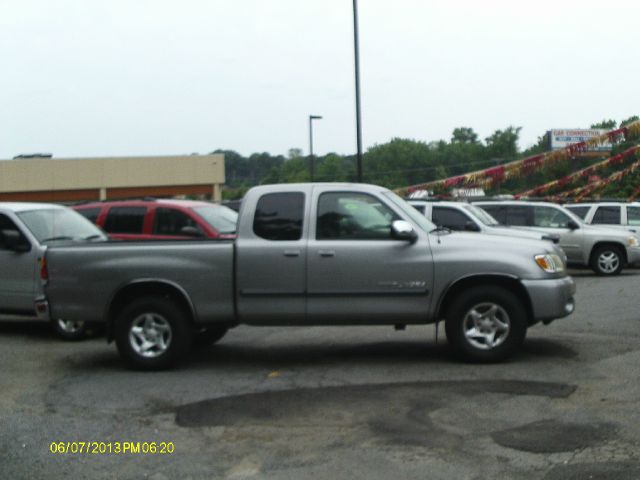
left=0, top=154, right=225, bottom=202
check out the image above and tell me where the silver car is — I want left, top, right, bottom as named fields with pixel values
left=0, top=202, right=107, bottom=338
left=408, top=200, right=560, bottom=244
left=475, top=200, right=640, bottom=276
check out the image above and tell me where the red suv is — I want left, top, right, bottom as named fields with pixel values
left=73, top=199, right=237, bottom=240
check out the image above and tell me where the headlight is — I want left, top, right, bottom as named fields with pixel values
left=534, top=254, right=565, bottom=273
left=627, top=236, right=639, bottom=247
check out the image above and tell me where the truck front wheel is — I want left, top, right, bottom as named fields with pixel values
left=115, top=296, right=193, bottom=370
left=445, top=286, right=527, bottom=362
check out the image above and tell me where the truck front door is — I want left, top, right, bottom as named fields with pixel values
left=306, top=190, right=433, bottom=324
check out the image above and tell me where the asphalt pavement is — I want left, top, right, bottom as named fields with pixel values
left=1, top=269, right=640, bottom=479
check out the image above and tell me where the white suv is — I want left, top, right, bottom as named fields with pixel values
left=565, top=202, right=640, bottom=233
left=408, top=200, right=560, bottom=243
left=475, top=201, right=640, bottom=276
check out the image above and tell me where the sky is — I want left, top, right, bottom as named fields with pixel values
left=1, top=0, right=638, bottom=160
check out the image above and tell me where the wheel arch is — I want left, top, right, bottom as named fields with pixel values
left=590, top=241, right=627, bottom=264
left=105, top=279, right=197, bottom=342
left=436, top=274, right=534, bottom=326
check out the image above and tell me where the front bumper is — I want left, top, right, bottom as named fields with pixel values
left=521, top=276, right=576, bottom=324
left=626, top=246, right=640, bottom=266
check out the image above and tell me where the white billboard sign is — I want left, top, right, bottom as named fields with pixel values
left=549, top=129, right=611, bottom=151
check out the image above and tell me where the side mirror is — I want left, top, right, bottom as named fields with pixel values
left=391, top=220, right=418, bottom=243
left=464, top=221, right=481, bottom=232
left=179, top=226, right=205, bottom=238
left=567, top=220, right=580, bottom=230
left=1, top=229, right=31, bottom=253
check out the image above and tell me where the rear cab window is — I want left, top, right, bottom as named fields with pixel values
left=253, top=192, right=305, bottom=241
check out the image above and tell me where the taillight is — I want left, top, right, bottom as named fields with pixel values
left=40, top=256, right=49, bottom=282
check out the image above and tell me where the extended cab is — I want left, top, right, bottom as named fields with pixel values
left=43, top=184, right=576, bottom=369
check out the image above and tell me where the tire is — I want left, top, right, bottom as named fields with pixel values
left=51, top=318, right=87, bottom=341
left=590, top=245, right=624, bottom=276
left=194, top=325, right=228, bottom=347
left=445, top=286, right=527, bottom=363
left=115, top=296, right=193, bottom=370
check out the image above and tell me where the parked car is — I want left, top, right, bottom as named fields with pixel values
left=42, top=183, right=575, bottom=370
left=408, top=200, right=560, bottom=244
left=474, top=200, right=640, bottom=275
left=565, top=202, right=640, bottom=233
left=0, top=202, right=108, bottom=339
left=73, top=199, right=238, bottom=240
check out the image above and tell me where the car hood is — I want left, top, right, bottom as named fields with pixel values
left=484, top=225, right=548, bottom=240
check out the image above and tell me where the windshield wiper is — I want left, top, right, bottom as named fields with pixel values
left=430, top=226, right=451, bottom=234
left=84, top=234, right=104, bottom=241
left=41, top=236, right=74, bottom=242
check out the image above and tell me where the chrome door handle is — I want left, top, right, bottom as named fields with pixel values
left=283, top=249, right=300, bottom=257
left=318, top=250, right=335, bottom=257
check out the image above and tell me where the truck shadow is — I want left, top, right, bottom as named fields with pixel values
left=60, top=336, right=580, bottom=372
left=0, top=320, right=56, bottom=340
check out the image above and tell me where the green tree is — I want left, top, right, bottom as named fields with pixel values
left=591, top=119, right=617, bottom=129
left=451, top=127, right=479, bottom=144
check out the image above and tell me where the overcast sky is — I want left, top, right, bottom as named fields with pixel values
left=1, top=0, right=638, bottom=160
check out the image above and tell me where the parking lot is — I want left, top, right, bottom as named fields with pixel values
left=1, top=268, right=640, bottom=480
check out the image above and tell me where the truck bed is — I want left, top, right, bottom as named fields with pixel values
left=45, top=240, right=235, bottom=324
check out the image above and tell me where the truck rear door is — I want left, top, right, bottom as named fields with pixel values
left=235, top=189, right=308, bottom=324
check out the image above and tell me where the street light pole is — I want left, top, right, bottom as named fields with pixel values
left=309, top=115, right=322, bottom=182
left=353, top=0, right=363, bottom=182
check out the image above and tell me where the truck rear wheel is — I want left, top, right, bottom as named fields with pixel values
left=115, top=296, right=193, bottom=370
left=445, top=286, right=527, bottom=362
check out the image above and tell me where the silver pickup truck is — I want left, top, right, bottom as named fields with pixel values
left=43, top=183, right=576, bottom=369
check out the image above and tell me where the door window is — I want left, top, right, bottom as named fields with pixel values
left=253, top=192, right=304, bottom=241
left=432, top=207, right=470, bottom=231
left=592, top=206, right=621, bottom=225
left=627, top=207, right=640, bottom=226
left=76, top=208, right=101, bottom=224
left=153, top=208, right=203, bottom=236
left=565, top=206, right=590, bottom=220
left=0, top=214, right=23, bottom=250
left=506, top=206, right=530, bottom=226
left=317, top=192, right=398, bottom=240
left=533, top=206, right=572, bottom=228
left=479, top=205, right=506, bottom=223
left=104, top=207, right=147, bottom=234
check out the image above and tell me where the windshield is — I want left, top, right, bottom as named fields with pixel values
left=463, top=204, right=500, bottom=226
left=17, top=208, right=107, bottom=244
left=383, top=191, right=437, bottom=233
left=192, top=205, right=238, bottom=234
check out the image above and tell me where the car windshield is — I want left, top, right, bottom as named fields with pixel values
left=382, top=191, right=437, bottom=233
left=192, top=205, right=238, bottom=234
left=17, top=208, right=107, bottom=244
left=463, top=204, right=500, bottom=226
